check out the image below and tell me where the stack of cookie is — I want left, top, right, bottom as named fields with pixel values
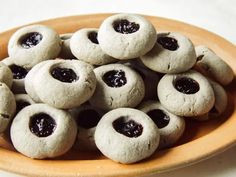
left=0, top=13, right=234, bottom=164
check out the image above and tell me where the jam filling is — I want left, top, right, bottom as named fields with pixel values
left=157, top=36, right=179, bottom=51
left=77, top=109, right=101, bottom=129
left=113, top=19, right=140, bottom=34
left=21, top=32, right=43, bottom=49
left=29, top=113, right=56, bottom=137
left=102, top=70, right=127, bottom=87
left=197, top=55, right=204, bottom=61
left=51, top=67, right=78, bottom=83
left=113, top=116, right=143, bottom=138
left=9, top=64, right=28, bottom=79
left=174, top=77, right=200, bottom=94
left=16, top=100, right=30, bottom=114
left=88, top=32, right=99, bottom=44
left=147, top=109, right=170, bottom=128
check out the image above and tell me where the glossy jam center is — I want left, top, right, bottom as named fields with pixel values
left=9, top=64, right=28, bottom=79
left=51, top=67, right=78, bottom=83
left=16, top=100, right=30, bottom=114
left=29, top=113, right=56, bottom=137
left=102, top=70, right=127, bottom=87
left=147, top=109, right=170, bottom=128
left=88, top=32, right=99, bottom=44
left=21, top=32, right=43, bottom=49
left=77, top=109, right=101, bottom=129
left=113, top=19, right=140, bottom=34
left=157, top=36, right=179, bottom=51
left=113, top=116, right=143, bottom=138
left=174, top=77, right=200, bottom=94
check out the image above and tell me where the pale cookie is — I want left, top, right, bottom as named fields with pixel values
left=0, top=61, right=13, bottom=88
left=15, top=94, right=35, bottom=114
left=70, top=28, right=116, bottom=65
left=0, top=82, right=16, bottom=133
left=25, top=60, right=54, bottom=102
left=34, top=60, right=96, bottom=109
left=8, top=25, right=61, bottom=69
left=139, top=101, right=185, bottom=148
left=95, top=108, right=159, bottom=164
left=10, top=104, right=77, bottom=159
left=70, top=104, right=105, bottom=150
left=98, top=13, right=157, bottom=59
left=90, top=64, right=145, bottom=110
left=141, top=32, right=196, bottom=73
left=158, top=70, right=215, bottom=116
left=192, top=80, right=228, bottom=121
left=2, top=57, right=27, bottom=93
left=195, top=45, right=234, bottom=85
left=58, top=33, right=75, bottom=59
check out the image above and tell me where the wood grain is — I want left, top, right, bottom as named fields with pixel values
left=0, top=14, right=235, bottom=177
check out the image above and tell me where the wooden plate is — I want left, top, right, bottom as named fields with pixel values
left=0, top=14, right=236, bottom=177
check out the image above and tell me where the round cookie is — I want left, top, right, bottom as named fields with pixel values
left=58, top=33, right=75, bottom=59
left=98, top=13, right=157, bottom=59
left=25, top=60, right=54, bottom=102
left=2, top=57, right=28, bottom=93
left=10, top=103, right=77, bottom=159
left=139, top=101, right=185, bottom=148
left=192, top=80, right=228, bottom=121
left=34, top=60, right=96, bottom=109
left=195, top=45, right=234, bottom=85
left=8, top=25, right=61, bottom=69
left=89, top=63, right=145, bottom=110
left=158, top=70, right=215, bottom=116
left=0, top=61, right=13, bottom=88
left=70, top=28, right=116, bottom=65
left=70, top=104, right=105, bottom=150
left=140, top=32, right=196, bottom=73
left=15, top=94, right=35, bottom=114
left=0, top=82, right=16, bottom=133
left=95, top=108, right=159, bottom=164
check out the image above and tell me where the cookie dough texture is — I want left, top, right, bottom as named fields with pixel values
left=139, top=101, right=185, bottom=148
left=34, top=60, right=96, bottom=109
left=0, top=61, right=13, bottom=88
left=158, top=70, right=215, bottom=116
left=10, top=104, right=77, bottom=159
left=90, top=64, right=145, bottom=110
left=15, top=94, right=35, bottom=113
left=141, top=32, right=196, bottom=73
left=195, top=45, right=234, bottom=85
left=70, top=28, right=116, bottom=65
left=98, top=13, right=157, bottom=59
left=193, top=80, right=228, bottom=121
left=0, top=83, right=16, bottom=133
left=58, top=33, right=75, bottom=59
left=95, top=108, right=159, bottom=164
left=2, top=57, right=26, bottom=93
left=8, top=25, right=61, bottom=69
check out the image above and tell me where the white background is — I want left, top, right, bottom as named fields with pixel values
left=0, top=0, right=236, bottom=176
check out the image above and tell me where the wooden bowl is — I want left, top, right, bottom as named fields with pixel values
left=0, top=14, right=235, bottom=177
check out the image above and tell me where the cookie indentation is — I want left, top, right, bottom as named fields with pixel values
left=157, top=36, right=179, bottom=51
left=147, top=109, right=170, bottom=128
left=51, top=67, right=78, bottom=83
left=77, top=109, right=101, bottom=129
left=113, top=19, right=140, bottom=34
left=29, top=113, right=56, bottom=137
left=174, top=77, right=200, bottom=94
left=16, top=100, right=30, bottom=114
left=112, top=116, right=143, bottom=138
left=9, top=64, right=28, bottom=79
left=20, top=32, right=43, bottom=49
left=88, top=32, right=99, bottom=44
left=102, top=70, right=127, bottom=87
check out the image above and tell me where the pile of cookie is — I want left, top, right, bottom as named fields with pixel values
left=0, top=13, right=234, bottom=164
